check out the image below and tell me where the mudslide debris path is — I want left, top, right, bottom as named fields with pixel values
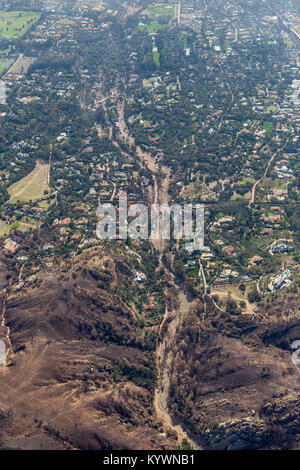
left=115, top=99, right=200, bottom=449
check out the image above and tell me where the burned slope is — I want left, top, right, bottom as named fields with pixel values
left=168, top=300, right=300, bottom=450
left=0, top=248, right=168, bottom=450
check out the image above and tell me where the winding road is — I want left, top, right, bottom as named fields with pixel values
left=248, top=147, right=282, bottom=207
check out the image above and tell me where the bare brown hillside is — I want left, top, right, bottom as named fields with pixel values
left=0, top=248, right=171, bottom=450
left=168, top=300, right=300, bottom=450
left=1, top=246, right=300, bottom=450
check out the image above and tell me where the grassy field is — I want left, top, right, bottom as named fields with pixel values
left=0, top=220, right=10, bottom=236
left=263, top=121, right=272, bottom=133
left=0, top=58, right=12, bottom=74
left=12, top=220, right=39, bottom=232
left=211, top=284, right=256, bottom=314
left=231, top=190, right=251, bottom=200
left=0, top=11, right=41, bottom=39
left=241, top=176, right=255, bottom=184
left=38, top=198, right=53, bottom=209
left=148, top=4, right=175, bottom=18
left=139, top=22, right=167, bottom=33
left=153, top=50, right=160, bottom=66
left=8, top=161, right=50, bottom=203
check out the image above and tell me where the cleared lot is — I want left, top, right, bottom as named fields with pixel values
left=8, top=161, right=50, bottom=203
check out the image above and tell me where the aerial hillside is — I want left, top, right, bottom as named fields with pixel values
left=0, top=247, right=171, bottom=450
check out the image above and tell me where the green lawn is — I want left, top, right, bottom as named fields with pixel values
left=231, top=191, right=251, bottom=200
left=263, top=121, right=272, bottom=133
left=139, top=22, right=167, bottom=33
left=148, top=4, right=175, bottom=18
left=153, top=50, right=160, bottom=66
left=0, top=11, right=41, bottom=39
left=241, top=176, right=255, bottom=185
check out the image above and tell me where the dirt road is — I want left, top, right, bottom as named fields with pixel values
left=248, top=148, right=281, bottom=207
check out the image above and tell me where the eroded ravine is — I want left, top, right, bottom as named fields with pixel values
left=115, top=100, right=199, bottom=448
left=0, top=282, right=13, bottom=364
left=154, top=291, right=200, bottom=449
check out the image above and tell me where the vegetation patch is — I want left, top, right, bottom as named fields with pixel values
left=148, top=4, right=175, bottom=19
left=0, top=219, right=10, bottom=236
left=8, top=161, right=50, bottom=204
left=139, top=22, right=168, bottom=33
left=153, top=50, right=160, bottom=66
left=0, top=58, right=12, bottom=74
left=0, top=11, right=41, bottom=39
left=292, top=24, right=300, bottom=34
left=113, top=360, right=156, bottom=392
left=263, top=121, right=272, bottom=133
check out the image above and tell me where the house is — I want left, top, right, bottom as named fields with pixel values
left=4, top=239, right=19, bottom=253
left=135, top=272, right=145, bottom=283
left=261, top=228, right=274, bottom=236
left=43, top=245, right=54, bottom=251
left=223, top=246, right=235, bottom=256
left=75, top=218, right=88, bottom=226
left=265, top=215, right=281, bottom=224
left=143, top=296, right=154, bottom=310
left=249, top=256, right=263, bottom=266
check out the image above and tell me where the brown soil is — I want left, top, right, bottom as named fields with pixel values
left=0, top=249, right=173, bottom=450
left=168, top=298, right=300, bottom=449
